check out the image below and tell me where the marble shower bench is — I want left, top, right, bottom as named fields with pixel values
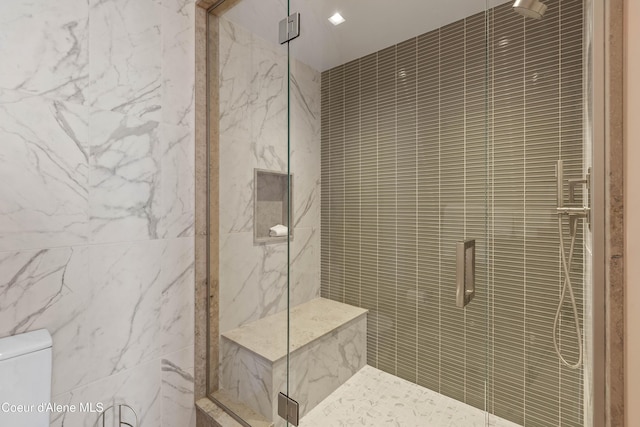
left=220, top=298, right=367, bottom=426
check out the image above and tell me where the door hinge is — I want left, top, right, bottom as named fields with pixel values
left=277, top=392, right=299, bottom=425
left=279, top=13, right=300, bottom=44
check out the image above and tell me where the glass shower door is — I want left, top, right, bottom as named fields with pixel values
left=486, top=1, right=591, bottom=425
left=210, top=1, right=293, bottom=425
left=286, top=1, right=491, bottom=425
left=208, top=0, right=595, bottom=425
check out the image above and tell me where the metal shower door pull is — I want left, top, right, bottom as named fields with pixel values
left=456, top=240, right=476, bottom=308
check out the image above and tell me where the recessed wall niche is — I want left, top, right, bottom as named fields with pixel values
left=254, top=169, right=293, bottom=244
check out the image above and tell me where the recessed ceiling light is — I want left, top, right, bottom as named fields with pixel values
left=328, top=12, right=345, bottom=26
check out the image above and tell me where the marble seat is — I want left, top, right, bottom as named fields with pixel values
left=220, top=298, right=367, bottom=427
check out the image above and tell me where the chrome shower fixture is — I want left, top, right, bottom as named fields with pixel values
left=554, top=160, right=590, bottom=370
left=513, top=0, right=547, bottom=19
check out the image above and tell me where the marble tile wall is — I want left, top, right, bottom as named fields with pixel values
left=0, top=0, right=197, bottom=426
left=218, top=17, right=321, bottom=334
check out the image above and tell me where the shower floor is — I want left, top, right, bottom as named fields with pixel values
left=299, top=365, right=521, bottom=427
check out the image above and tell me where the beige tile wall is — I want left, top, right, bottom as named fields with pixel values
left=320, top=1, right=586, bottom=426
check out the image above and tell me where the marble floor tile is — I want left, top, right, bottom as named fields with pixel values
left=299, top=365, right=522, bottom=427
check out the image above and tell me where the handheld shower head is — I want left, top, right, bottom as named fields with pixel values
left=513, top=0, right=547, bottom=19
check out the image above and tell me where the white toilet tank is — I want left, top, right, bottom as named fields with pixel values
left=0, top=329, right=52, bottom=427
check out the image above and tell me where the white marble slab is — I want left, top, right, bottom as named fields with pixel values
left=0, top=248, right=90, bottom=361
left=272, top=317, right=367, bottom=427
left=161, top=0, right=196, bottom=128
left=219, top=228, right=319, bottom=335
left=158, top=237, right=196, bottom=356
left=219, top=231, right=288, bottom=333
left=88, top=109, right=161, bottom=244
left=290, top=227, right=321, bottom=307
left=89, top=111, right=194, bottom=243
left=217, top=17, right=321, bottom=350
left=290, top=60, right=321, bottom=231
left=219, top=18, right=287, bottom=235
left=220, top=300, right=367, bottom=424
left=0, top=90, right=89, bottom=252
left=220, top=340, right=276, bottom=420
left=162, top=346, right=197, bottom=427
left=299, top=365, right=523, bottom=427
left=24, top=237, right=195, bottom=396
left=0, top=2, right=196, bottom=427
left=218, top=21, right=254, bottom=231
left=222, top=298, right=367, bottom=363
left=158, top=123, right=195, bottom=238
left=50, top=358, right=161, bottom=427
left=88, top=0, right=162, bottom=120
left=0, top=0, right=89, bottom=104
left=218, top=18, right=320, bottom=236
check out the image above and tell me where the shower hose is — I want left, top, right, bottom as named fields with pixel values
left=553, top=216, right=583, bottom=369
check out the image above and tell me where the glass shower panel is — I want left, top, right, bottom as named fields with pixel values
left=205, top=0, right=595, bottom=425
left=486, top=0, right=591, bottom=426
left=287, top=1, right=491, bottom=425
left=209, top=1, right=292, bottom=425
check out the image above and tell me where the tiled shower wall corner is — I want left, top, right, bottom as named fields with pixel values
left=0, top=0, right=197, bottom=426
left=320, top=1, right=586, bottom=426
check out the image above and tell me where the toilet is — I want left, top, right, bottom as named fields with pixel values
left=0, top=329, right=52, bottom=427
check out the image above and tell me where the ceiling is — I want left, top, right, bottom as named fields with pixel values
left=220, top=0, right=514, bottom=72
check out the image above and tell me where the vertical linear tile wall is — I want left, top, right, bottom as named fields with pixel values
left=319, top=2, right=585, bottom=426
left=492, top=3, right=527, bottom=423
left=465, top=12, right=490, bottom=411
left=360, top=53, right=380, bottom=367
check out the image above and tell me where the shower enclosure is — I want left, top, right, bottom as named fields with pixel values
left=205, top=0, right=602, bottom=425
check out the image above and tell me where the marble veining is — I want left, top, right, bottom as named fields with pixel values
left=221, top=298, right=367, bottom=363
left=218, top=18, right=320, bottom=236
left=299, top=365, right=523, bottom=427
left=88, top=0, right=162, bottom=120
left=290, top=60, right=321, bottom=231
left=0, top=90, right=89, bottom=252
left=220, top=341, right=275, bottom=420
left=161, top=346, right=197, bottom=427
left=217, top=18, right=321, bottom=357
left=219, top=226, right=319, bottom=333
left=0, top=247, right=89, bottom=339
left=0, top=238, right=194, bottom=397
left=161, top=0, right=196, bottom=128
left=0, top=1, right=89, bottom=103
left=89, top=110, right=162, bottom=243
left=0, top=0, right=196, bottom=425
left=158, top=123, right=196, bottom=238
left=50, top=358, right=162, bottom=427
left=220, top=300, right=366, bottom=424
left=290, top=227, right=321, bottom=306
left=219, top=231, right=288, bottom=333
left=89, top=112, right=194, bottom=243
left=219, top=18, right=287, bottom=235
left=273, top=317, right=367, bottom=427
